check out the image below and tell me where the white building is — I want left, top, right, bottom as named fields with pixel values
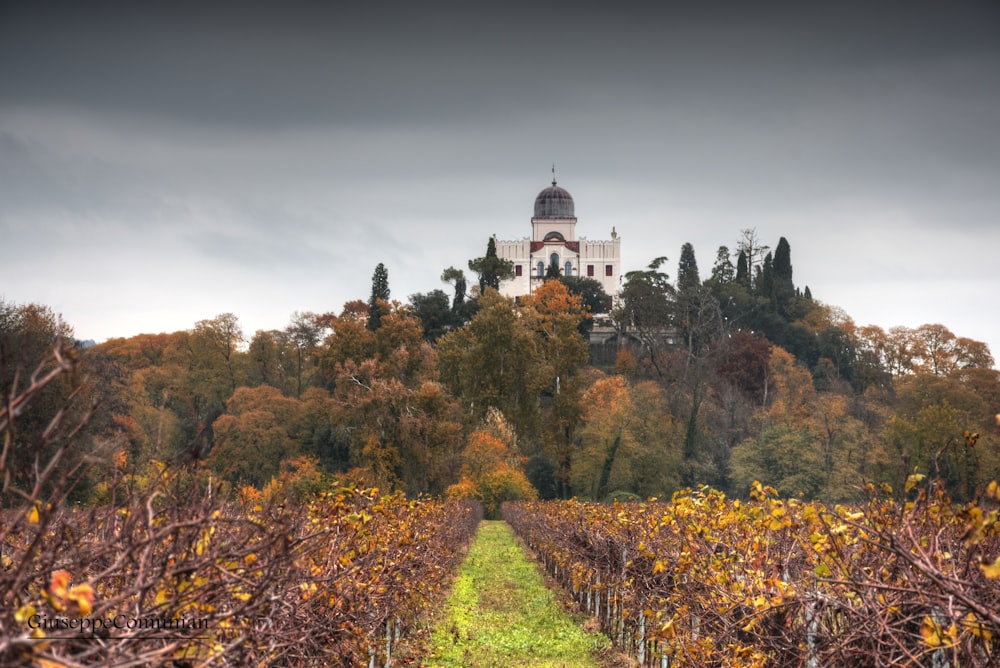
left=496, top=177, right=621, bottom=309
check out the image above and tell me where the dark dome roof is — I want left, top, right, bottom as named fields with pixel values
left=534, top=180, right=575, bottom=218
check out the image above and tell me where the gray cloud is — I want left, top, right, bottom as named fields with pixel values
left=1, top=1, right=999, bottom=359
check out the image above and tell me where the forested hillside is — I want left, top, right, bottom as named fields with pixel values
left=2, top=231, right=997, bottom=508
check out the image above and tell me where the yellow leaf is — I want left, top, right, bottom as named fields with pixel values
left=987, top=480, right=999, bottom=502
left=920, top=616, right=942, bottom=646
left=14, top=604, right=36, bottom=623
left=962, top=612, right=994, bottom=642
left=905, top=473, right=925, bottom=493
left=979, top=556, right=1000, bottom=579
left=652, top=560, right=666, bottom=575
left=28, top=503, right=40, bottom=525
left=68, top=583, right=94, bottom=615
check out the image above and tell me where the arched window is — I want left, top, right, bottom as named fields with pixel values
left=550, top=253, right=559, bottom=269
left=565, top=261, right=572, bottom=276
left=537, top=261, right=545, bottom=277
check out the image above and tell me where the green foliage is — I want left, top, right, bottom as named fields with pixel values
left=556, top=275, right=611, bottom=323
left=468, top=236, right=514, bottom=293
left=409, top=289, right=457, bottom=342
left=368, top=262, right=390, bottom=331
left=437, top=290, right=546, bottom=437
left=0, top=299, right=91, bottom=503
left=676, top=242, right=700, bottom=292
left=731, top=423, right=826, bottom=498
left=571, top=376, right=681, bottom=500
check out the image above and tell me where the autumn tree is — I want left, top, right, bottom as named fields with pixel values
left=437, top=290, right=546, bottom=439
left=556, top=275, right=612, bottom=333
left=519, top=281, right=592, bottom=495
left=572, top=375, right=633, bottom=500
left=193, top=313, right=245, bottom=393
left=245, top=329, right=289, bottom=392
left=325, top=301, right=461, bottom=494
left=208, top=384, right=302, bottom=488
left=285, top=311, right=324, bottom=396
left=665, top=249, right=728, bottom=487
left=730, top=423, right=826, bottom=498
left=730, top=344, right=879, bottom=499
left=319, top=301, right=376, bottom=382
left=519, top=281, right=589, bottom=393
left=710, top=330, right=773, bottom=464
left=87, top=331, right=205, bottom=472
left=0, top=299, right=91, bottom=502
left=572, top=376, right=681, bottom=499
left=883, top=371, right=1000, bottom=500
left=182, top=314, right=247, bottom=445
left=446, top=409, right=536, bottom=518
left=297, top=386, right=349, bottom=472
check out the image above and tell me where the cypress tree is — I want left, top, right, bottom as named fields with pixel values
left=735, top=250, right=750, bottom=288
left=773, top=237, right=792, bottom=281
left=545, top=259, right=561, bottom=279
left=772, top=237, right=795, bottom=313
left=677, top=242, right=701, bottom=291
left=468, top=236, right=514, bottom=293
left=756, top=252, right=774, bottom=299
left=367, top=262, right=390, bottom=331
left=709, top=245, right=735, bottom=285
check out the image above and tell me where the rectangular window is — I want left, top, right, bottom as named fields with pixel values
left=515, top=264, right=522, bottom=277
left=587, top=264, right=594, bottom=277
left=605, top=264, right=613, bottom=276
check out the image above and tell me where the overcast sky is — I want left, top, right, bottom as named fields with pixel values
left=2, top=1, right=999, bottom=364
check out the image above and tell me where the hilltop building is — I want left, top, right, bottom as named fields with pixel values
left=495, top=176, right=621, bottom=308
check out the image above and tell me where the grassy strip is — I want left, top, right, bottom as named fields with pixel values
left=424, top=520, right=608, bottom=667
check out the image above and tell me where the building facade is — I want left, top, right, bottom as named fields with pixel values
left=495, top=178, right=621, bottom=310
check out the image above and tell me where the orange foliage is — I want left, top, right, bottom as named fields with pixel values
left=451, top=419, right=537, bottom=518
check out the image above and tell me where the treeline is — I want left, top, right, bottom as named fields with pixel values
left=2, top=230, right=998, bottom=508
left=2, top=319, right=483, bottom=667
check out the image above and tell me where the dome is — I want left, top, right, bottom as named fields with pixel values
left=534, top=180, right=575, bottom=218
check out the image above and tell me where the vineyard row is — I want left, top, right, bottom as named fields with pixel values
left=2, top=482, right=482, bottom=667
left=504, top=481, right=1000, bottom=667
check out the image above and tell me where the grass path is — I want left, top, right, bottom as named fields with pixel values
left=423, top=520, right=608, bottom=667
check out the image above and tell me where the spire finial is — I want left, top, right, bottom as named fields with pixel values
left=551, top=163, right=557, bottom=186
